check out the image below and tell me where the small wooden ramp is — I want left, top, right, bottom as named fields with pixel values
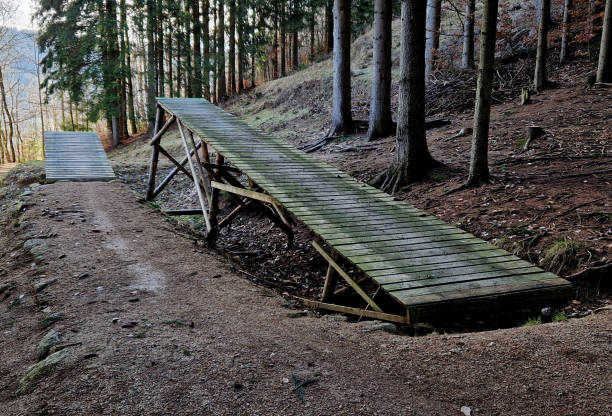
left=45, top=131, right=115, bottom=182
left=146, top=98, right=574, bottom=323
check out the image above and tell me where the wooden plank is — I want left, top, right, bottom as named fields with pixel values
left=211, top=181, right=280, bottom=205
left=312, top=241, right=383, bottom=312
left=300, top=298, right=409, bottom=324
left=381, top=267, right=549, bottom=291
left=370, top=259, right=533, bottom=282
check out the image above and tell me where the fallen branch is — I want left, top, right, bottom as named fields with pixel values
left=547, top=198, right=604, bottom=223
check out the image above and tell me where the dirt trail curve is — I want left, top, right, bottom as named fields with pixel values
left=2, top=181, right=610, bottom=415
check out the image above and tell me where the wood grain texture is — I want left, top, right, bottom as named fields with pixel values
left=45, top=132, right=115, bottom=182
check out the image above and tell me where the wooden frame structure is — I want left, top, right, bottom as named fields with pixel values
left=145, top=103, right=294, bottom=246
left=145, top=98, right=574, bottom=325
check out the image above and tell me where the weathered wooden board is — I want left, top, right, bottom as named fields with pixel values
left=155, top=98, right=574, bottom=322
left=45, top=131, right=115, bottom=182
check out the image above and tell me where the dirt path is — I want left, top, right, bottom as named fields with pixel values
left=1, top=181, right=610, bottom=415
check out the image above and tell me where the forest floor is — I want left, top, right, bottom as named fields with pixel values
left=0, top=176, right=610, bottom=415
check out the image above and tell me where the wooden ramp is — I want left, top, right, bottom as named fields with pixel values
left=146, top=98, right=574, bottom=323
left=45, top=131, right=115, bottom=182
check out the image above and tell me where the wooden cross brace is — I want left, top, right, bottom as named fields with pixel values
left=145, top=104, right=293, bottom=246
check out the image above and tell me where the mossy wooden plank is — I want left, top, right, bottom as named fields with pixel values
left=344, top=242, right=494, bottom=264
left=381, top=266, right=546, bottom=290
left=388, top=273, right=561, bottom=298
left=311, top=224, right=459, bottom=241
left=399, top=278, right=573, bottom=306
left=370, top=259, right=532, bottom=281
left=338, top=237, right=485, bottom=256
left=356, top=249, right=511, bottom=272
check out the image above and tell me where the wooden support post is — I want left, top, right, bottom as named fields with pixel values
left=321, top=252, right=339, bottom=302
left=219, top=201, right=251, bottom=229
left=148, top=115, right=176, bottom=145
left=177, top=120, right=212, bottom=232
left=312, top=241, right=383, bottom=312
left=300, top=298, right=409, bottom=324
left=211, top=181, right=280, bottom=205
left=146, top=105, right=165, bottom=201
left=152, top=141, right=202, bottom=198
left=209, top=154, right=225, bottom=232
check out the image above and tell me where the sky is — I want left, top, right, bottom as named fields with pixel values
left=8, top=0, right=36, bottom=30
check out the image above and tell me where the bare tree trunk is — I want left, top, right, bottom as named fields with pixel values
left=146, top=0, right=157, bottom=131
left=425, top=0, right=442, bottom=79
left=310, top=4, right=316, bottom=60
left=212, top=0, right=217, bottom=101
left=597, top=0, right=612, bottom=82
left=273, top=16, right=279, bottom=79
left=35, top=45, right=46, bottom=155
left=375, top=0, right=437, bottom=193
left=461, top=0, right=475, bottom=69
left=192, top=0, right=203, bottom=97
left=229, top=0, right=236, bottom=94
left=325, top=0, right=333, bottom=54
left=251, top=9, right=257, bottom=86
left=202, top=0, right=211, bottom=100
left=0, top=67, right=15, bottom=163
left=185, top=1, right=193, bottom=96
left=237, top=0, right=244, bottom=92
left=292, top=31, right=299, bottom=69
left=217, top=0, right=227, bottom=99
left=466, top=0, right=499, bottom=187
left=280, top=0, right=287, bottom=77
left=534, top=0, right=550, bottom=91
left=367, top=0, right=394, bottom=141
left=329, top=0, right=352, bottom=136
left=559, top=0, right=572, bottom=63
left=124, top=14, right=137, bottom=133
left=156, top=0, right=165, bottom=97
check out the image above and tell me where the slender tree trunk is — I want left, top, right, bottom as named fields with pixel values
left=156, top=0, right=165, bottom=97
left=325, top=0, right=333, bottom=53
left=280, top=0, right=287, bottom=77
left=425, top=0, right=442, bottom=79
left=251, top=9, right=257, bottom=86
left=559, top=0, right=571, bottom=63
left=146, top=0, right=157, bottom=130
left=124, top=12, right=137, bottom=133
left=237, top=0, right=244, bottom=92
left=376, top=0, right=437, bottom=193
left=212, top=0, right=218, bottom=101
left=0, top=67, right=15, bottom=163
left=119, top=0, right=128, bottom=138
left=203, top=0, right=211, bottom=100
left=292, top=31, right=299, bottom=69
left=218, top=0, right=227, bottom=99
left=534, top=0, right=550, bottom=91
left=466, top=0, right=499, bottom=186
left=597, top=0, right=612, bottom=82
left=461, top=0, right=475, bottom=69
left=367, top=0, right=394, bottom=141
left=309, top=4, right=316, bottom=60
left=228, top=0, right=236, bottom=94
left=35, top=45, right=45, bottom=155
left=192, top=0, right=203, bottom=97
left=185, top=1, right=193, bottom=96
left=273, top=16, right=279, bottom=79
left=329, top=0, right=352, bottom=135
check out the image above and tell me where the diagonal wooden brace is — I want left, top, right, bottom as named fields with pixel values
left=312, top=241, right=383, bottom=312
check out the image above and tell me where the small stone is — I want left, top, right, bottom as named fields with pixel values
left=23, top=239, right=48, bottom=263
left=358, top=320, right=399, bottom=334
left=36, top=329, right=61, bottom=361
left=460, top=406, right=471, bottom=416
left=35, top=278, right=57, bottom=293
left=41, top=312, right=63, bottom=329
left=0, top=282, right=12, bottom=295
left=541, top=307, right=553, bottom=322
left=16, top=349, right=70, bottom=395
left=323, top=314, right=348, bottom=322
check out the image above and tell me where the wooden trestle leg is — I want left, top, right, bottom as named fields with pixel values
left=146, top=106, right=165, bottom=201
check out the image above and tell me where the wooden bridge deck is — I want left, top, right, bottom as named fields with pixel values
left=45, top=131, right=115, bottom=182
left=155, top=98, right=573, bottom=322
